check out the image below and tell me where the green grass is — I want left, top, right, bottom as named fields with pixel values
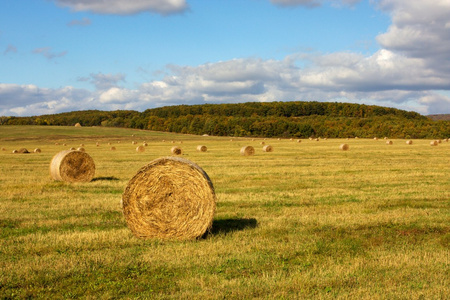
left=1, top=126, right=449, bottom=299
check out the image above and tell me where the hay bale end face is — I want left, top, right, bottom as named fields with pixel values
left=122, top=157, right=216, bottom=240
left=197, top=145, right=207, bottom=152
left=262, top=145, right=273, bottom=152
left=240, top=146, right=255, bottom=156
left=50, top=150, right=95, bottom=182
left=339, top=144, right=349, bottom=151
left=171, top=146, right=182, bottom=155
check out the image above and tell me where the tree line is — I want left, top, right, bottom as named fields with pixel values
left=1, top=101, right=448, bottom=139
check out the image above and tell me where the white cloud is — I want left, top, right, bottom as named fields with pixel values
left=3, top=44, right=17, bottom=55
left=52, top=0, right=188, bottom=15
left=78, top=73, right=127, bottom=90
left=32, top=47, right=67, bottom=60
left=67, top=17, right=91, bottom=26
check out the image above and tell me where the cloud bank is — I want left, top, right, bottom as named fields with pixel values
left=1, top=0, right=450, bottom=117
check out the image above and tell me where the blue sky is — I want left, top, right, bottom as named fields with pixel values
left=1, top=0, right=450, bottom=116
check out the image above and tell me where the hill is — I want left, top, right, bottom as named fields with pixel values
left=428, top=114, right=450, bottom=121
left=1, top=101, right=449, bottom=139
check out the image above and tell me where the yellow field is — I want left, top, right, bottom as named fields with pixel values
left=1, top=126, right=449, bottom=299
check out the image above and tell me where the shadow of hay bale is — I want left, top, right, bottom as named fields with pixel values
left=91, top=176, right=120, bottom=181
left=203, top=218, right=258, bottom=238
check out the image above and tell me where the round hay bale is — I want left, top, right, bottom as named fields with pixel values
left=430, top=140, right=438, bottom=146
left=262, top=145, right=273, bottom=152
left=77, top=147, right=85, bottom=152
left=143, top=142, right=148, bottom=146
left=197, top=145, right=207, bottom=152
left=50, top=150, right=95, bottom=182
left=240, top=146, right=255, bottom=156
left=406, top=140, right=413, bottom=145
left=74, top=123, right=81, bottom=127
left=136, top=145, right=145, bottom=153
left=110, top=146, right=116, bottom=151
left=297, top=139, right=301, bottom=143
left=69, top=147, right=76, bottom=151
left=260, top=141, right=265, bottom=145
left=339, top=144, right=349, bottom=151
left=132, top=141, right=137, bottom=145
left=2, top=147, right=6, bottom=151
left=12, top=150, right=18, bottom=153
left=374, top=137, right=378, bottom=140
left=122, top=157, right=216, bottom=240
left=171, top=146, right=182, bottom=155
left=386, top=140, right=393, bottom=145
left=34, top=148, right=41, bottom=153
left=17, top=148, right=30, bottom=154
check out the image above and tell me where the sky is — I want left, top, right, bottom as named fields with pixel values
left=1, top=0, right=450, bottom=117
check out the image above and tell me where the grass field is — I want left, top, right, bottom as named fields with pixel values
left=1, top=125, right=449, bottom=299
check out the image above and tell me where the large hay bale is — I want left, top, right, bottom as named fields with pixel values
left=262, top=145, right=273, bottom=152
left=74, top=123, right=81, bottom=127
left=339, top=144, right=349, bottom=151
left=406, top=140, right=413, bottom=145
left=240, top=146, right=255, bottom=156
left=197, top=145, right=207, bottom=152
left=171, top=146, right=182, bottom=155
left=136, top=145, right=145, bottom=153
left=122, top=157, right=216, bottom=240
left=50, top=150, right=95, bottom=182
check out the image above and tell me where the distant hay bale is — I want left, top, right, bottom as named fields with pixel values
left=171, top=146, right=182, bottom=155
left=77, top=147, right=85, bottom=152
left=240, top=146, right=255, bottom=156
left=69, top=147, right=76, bottom=151
left=197, top=145, right=207, bottom=152
left=50, top=150, right=95, bottom=182
left=406, top=140, right=413, bottom=145
left=136, top=145, right=145, bottom=153
left=80, top=144, right=85, bottom=147
left=339, top=144, right=349, bottom=151
left=374, top=137, right=378, bottom=140
left=386, top=140, right=393, bottom=145
left=437, top=139, right=442, bottom=144
left=110, top=146, right=116, bottom=151
left=132, top=141, right=137, bottom=145
left=262, top=145, right=273, bottom=152
left=34, top=148, right=41, bottom=153
left=430, top=140, right=438, bottom=146
left=297, top=139, right=301, bottom=143
left=2, top=147, right=6, bottom=151
left=16, top=148, right=30, bottom=154
left=260, top=141, right=265, bottom=145
left=12, top=150, right=18, bottom=153
left=143, top=142, right=148, bottom=146
left=121, top=157, right=216, bottom=240
left=74, top=123, right=81, bottom=127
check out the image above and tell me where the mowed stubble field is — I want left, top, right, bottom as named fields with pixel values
left=1, top=125, right=449, bottom=299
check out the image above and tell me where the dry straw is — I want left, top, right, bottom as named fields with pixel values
left=386, top=140, right=393, bottom=145
left=171, top=146, right=182, bottom=155
left=430, top=140, right=438, bottom=146
left=121, top=157, right=216, bottom=240
left=197, top=145, right=207, bottom=152
left=110, top=146, right=116, bottom=151
left=77, top=147, right=85, bottom=152
left=260, top=141, right=265, bottom=145
left=262, top=145, right=273, bottom=152
left=340, top=144, right=349, bottom=151
left=50, top=150, right=95, bottom=182
left=240, top=145, right=255, bottom=156
left=74, top=123, right=81, bottom=127
left=136, top=145, right=145, bottom=153
left=34, top=148, right=41, bottom=153
left=15, top=148, right=30, bottom=154
left=406, top=140, right=413, bottom=145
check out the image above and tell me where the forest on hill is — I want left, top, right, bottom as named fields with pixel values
left=1, top=101, right=449, bottom=139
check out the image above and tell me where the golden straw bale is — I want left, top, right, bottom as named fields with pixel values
left=197, top=145, right=207, bottom=152
left=339, top=144, right=349, bottom=151
left=406, top=140, right=413, bottom=145
left=12, top=150, right=18, bottom=153
left=69, top=147, right=76, bottom=151
left=110, top=146, right=116, bottom=151
left=386, top=140, right=393, bottom=145
left=262, top=145, right=273, bottom=152
left=2, top=147, right=6, bottom=151
left=374, top=137, right=378, bottom=140
left=297, top=139, right=301, bottom=143
left=143, top=142, right=148, bottom=146
left=136, top=145, right=145, bottom=153
left=50, top=150, right=95, bottom=182
left=260, top=141, right=265, bottom=145
left=34, top=148, right=41, bottom=153
left=430, top=140, right=438, bottom=146
left=77, top=147, right=85, bottom=152
left=171, top=146, right=182, bottom=155
left=74, top=123, right=81, bottom=127
left=16, top=148, right=30, bottom=154
left=240, top=146, right=255, bottom=156
left=122, top=157, right=216, bottom=240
